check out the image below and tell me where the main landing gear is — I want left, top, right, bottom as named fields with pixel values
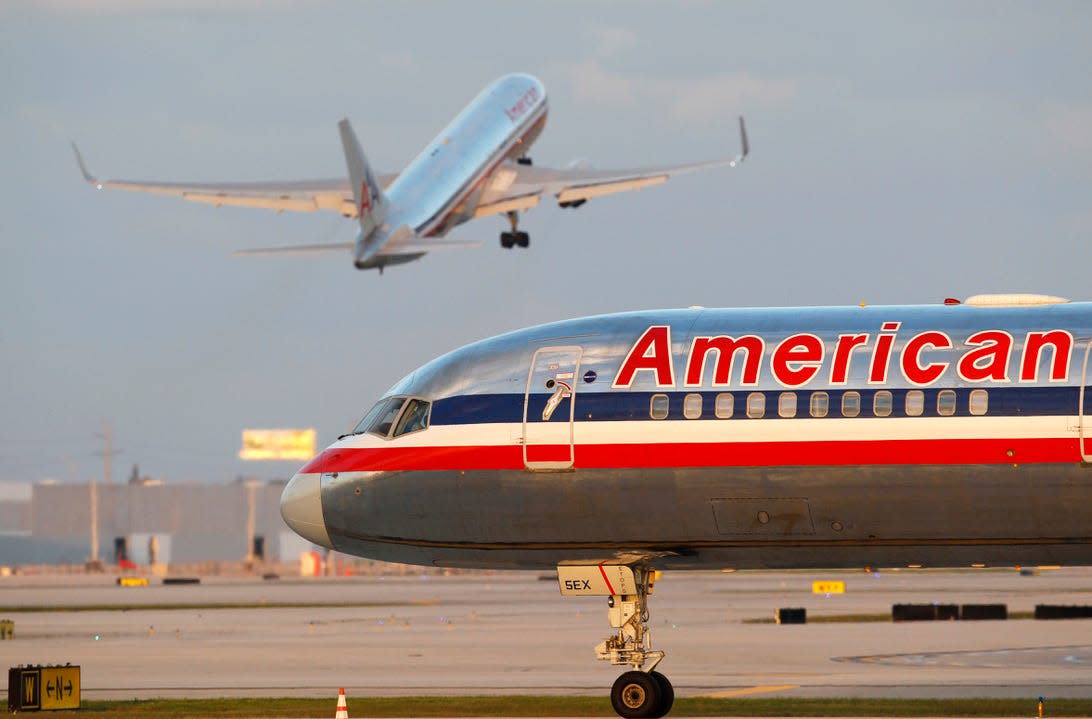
left=558, top=565, right=674, bottom=718
left=500, top=210, right=529, bottom=249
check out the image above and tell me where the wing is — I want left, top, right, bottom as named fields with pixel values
left=474, top=116, right=749, bottom=218
left=72, top=143, right=394, bottom=217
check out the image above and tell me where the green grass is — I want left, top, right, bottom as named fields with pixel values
left=0, top=601, right=436, bottom=614
left=744, top=611, right=1038, bottom=624
left=24, top=696, right=1092, bottom=717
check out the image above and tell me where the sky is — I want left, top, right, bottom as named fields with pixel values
left=2, top=1, right=1091, bottom=486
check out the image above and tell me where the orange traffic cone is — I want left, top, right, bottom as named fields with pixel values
left=334, top=688, right=349, bottom=719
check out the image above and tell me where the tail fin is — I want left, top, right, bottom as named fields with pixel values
left=338, top=119, right=388, bottom=239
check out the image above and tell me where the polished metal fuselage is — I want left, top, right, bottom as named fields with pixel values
left=290, top=303, right=1092, bottom=570
left=383, top=73, right=547, bottom=239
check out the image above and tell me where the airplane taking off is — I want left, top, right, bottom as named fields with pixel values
left=281, top=293, right=1092, bottom=718
left=74, top=73, right=748, bottom=272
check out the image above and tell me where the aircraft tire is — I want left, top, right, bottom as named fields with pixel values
left=516, top=231, right=530, bottom=248
left=611, top=671, right=662, bottom=719
left=649, top=671, right=674, bottom=718
left=500, top=232, right=514, bottom=249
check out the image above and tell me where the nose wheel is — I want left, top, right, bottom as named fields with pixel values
left=500, top=211, right=530, bottom=248
left=611, top=670, right=674, bottom=719
left=557, top=564, right=673, bottom=718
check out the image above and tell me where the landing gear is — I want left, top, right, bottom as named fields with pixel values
left=517, top=155, right=533, bottom=166
left=557, top=564, right=673, bottom=718
left=499, top=211, right=530, bottom=249
left=499, top=231, right=529, bottom=248
left=611, top=670, right=673, bottom=719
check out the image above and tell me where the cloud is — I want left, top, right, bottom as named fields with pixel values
left=1043, top=102, right=1092, bottom=153
left=32, top=0, right=298, bottom=10
left=568, top=59, right=641, bottom=109
left=663, top=72, right=797, bottom=123
left=587, top=26, right=638, bottom=60
left=377, top=50, right=418, bottom=73
left=565, top=59, right=796, bottom=126
left=17, top=105, right=68, bottom=139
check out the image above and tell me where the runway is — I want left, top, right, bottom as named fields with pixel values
left=1, top=568, right=1089, bottom=700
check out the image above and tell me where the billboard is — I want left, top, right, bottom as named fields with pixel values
left=239, top=429, right=316, bottom=461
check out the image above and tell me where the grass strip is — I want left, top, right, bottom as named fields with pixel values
left=31, top=696, right=1092, bottom=717
left=745, top=611, right=1038, bottom=624
left=0, top=601, right=437, bottom=613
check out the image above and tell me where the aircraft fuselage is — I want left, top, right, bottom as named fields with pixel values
left=282, top=298, right=1092, bottom=571
left=385, top=73, right=548, bottom=238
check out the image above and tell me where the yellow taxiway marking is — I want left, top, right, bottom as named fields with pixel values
left=700, top=684, right=798, bottom=698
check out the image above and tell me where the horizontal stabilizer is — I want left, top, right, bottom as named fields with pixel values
left=232, top=243, right=354, bottom=256
left=389, top=238, right=482, bottom=253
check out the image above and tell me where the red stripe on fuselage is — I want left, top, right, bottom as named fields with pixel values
left=298, top=437, right=1081, bottom=474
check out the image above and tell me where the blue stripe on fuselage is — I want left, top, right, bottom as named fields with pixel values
left=430, top=385, right=1080, bottom=425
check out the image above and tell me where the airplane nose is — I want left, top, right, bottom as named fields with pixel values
left=280, top=473, right=333, bottom=549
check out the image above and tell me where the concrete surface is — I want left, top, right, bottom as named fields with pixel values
left=0, top=568, right=1089, bottom=700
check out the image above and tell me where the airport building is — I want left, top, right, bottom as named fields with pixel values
left=0, top=478, right=310, bottom=567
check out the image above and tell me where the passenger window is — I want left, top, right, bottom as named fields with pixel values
left=810, top=392, right=829, bottom=418
left=842, top=391, right=861, bottom=418
left=392, top=399, right=431, bottom=437
left=714, top=393, right=734, bottom=419
left=873, top=391, right=893, bottom=417
left=746, top=392, right=765, bottom=419
left=969, top=389, right=989, bottom=416
left=683, top=393, right=703, bottom=419
left=778, top=392, right=797, bottom=418
left=650, top=394, right=669, bottom=420
left=938, top=389, right=957, bottom=416
left=905, top=390, right=924, bottom=417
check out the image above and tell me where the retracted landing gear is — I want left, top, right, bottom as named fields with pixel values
left=558, top=565, right=673, bottom=719
left=500, top=210, right=529, bottom=249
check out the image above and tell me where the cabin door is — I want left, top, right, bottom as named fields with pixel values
left=1080, top=340, right=1092, bottom=462
left=523, top=346, right=583, bottom=471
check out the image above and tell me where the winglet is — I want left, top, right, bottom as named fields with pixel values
left=71, top=142, right=101, bottom=187
left=738, top=116, right=749, bottom=163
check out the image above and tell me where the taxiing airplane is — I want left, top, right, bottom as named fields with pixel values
left=74, top=73, right=748, bottom=272
left=281, top=293, right=1092, bottom=718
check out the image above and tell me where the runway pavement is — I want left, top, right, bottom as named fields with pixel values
left=0, top=568, right=1089, bottom=700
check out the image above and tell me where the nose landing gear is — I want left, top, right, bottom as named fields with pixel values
left=612, top=669, right=674, bottom=719
left=558, top=564, right=674, bottom=718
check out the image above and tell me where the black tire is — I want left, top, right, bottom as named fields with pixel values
left=516, top=231, right=530, bottom=248
left=649, top=671, right=674, bottom=717
left=499, top=232, right=513, bottom=249
left=611, top=671, right=661, bottom=719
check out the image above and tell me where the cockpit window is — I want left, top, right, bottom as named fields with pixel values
left=392, top=398, right=431, bottom=437
left=351, top=396, right=431, bottom=439
left=353, top=397, right=406, bottom=437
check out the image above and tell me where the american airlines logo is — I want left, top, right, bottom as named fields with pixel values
left=505, top=86, right=539, bottom=122
left=612, top=324, right=1074, bottom=389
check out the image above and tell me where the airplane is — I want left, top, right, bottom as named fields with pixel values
left=280, top=292, right=1092, bottom=718
left=73, top=73, right=749, bottom=273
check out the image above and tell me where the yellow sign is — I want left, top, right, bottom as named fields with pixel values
left=239, top=429, right=316, bottom=461
left=812, top=580, right=846, bottom=594
left=40, top=666, right=80, bottom=710
left=117, top=577, right=149, bottom=587
left=22, top=669, right=39, bottom=709
left=9, top=666, right=80, bottom=711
